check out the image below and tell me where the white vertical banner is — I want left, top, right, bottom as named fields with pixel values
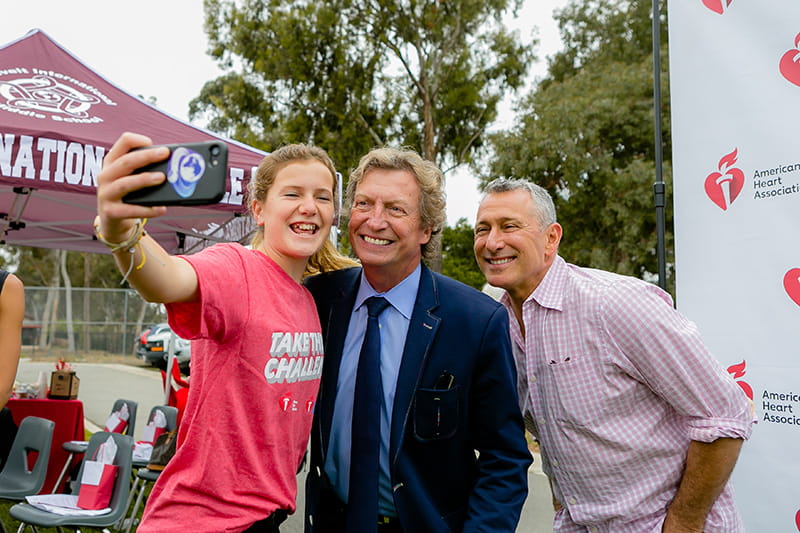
left=668, top=1, right=800, bottom=531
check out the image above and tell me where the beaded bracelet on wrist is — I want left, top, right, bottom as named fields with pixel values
left=93, top=216, right=148, bottom=283
left=93, top=216, right=147, bottom=252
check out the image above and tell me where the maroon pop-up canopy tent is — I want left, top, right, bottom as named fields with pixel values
left=0, top=29, right=263, bottom=255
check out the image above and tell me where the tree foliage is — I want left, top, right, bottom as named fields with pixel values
left=441, top=218, right=484, bottom=289
left=4, top=247, right=123, bottom=288
left=193, top=0, right=534, bottom=175
left=485, top=0, right=673, bottom=291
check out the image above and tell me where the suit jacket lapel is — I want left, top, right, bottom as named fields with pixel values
left=390, top=265, right=440, bottom=462
left=319, top=268, right=361, bottom=457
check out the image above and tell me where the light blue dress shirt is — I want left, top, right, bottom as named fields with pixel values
left=324, top=264, right=421, bottom=517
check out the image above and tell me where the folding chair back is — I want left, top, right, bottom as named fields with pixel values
left=149, top=405, right=179, bottom=433
left=0, top=416, right=54, bottom=500
left=107, top=399, right=138, bottom=437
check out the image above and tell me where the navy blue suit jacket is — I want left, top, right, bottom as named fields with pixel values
left=304, top=265, right=531, bottom=532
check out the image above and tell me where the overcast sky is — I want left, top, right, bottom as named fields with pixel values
left=0, top=0, right=568, bottom=226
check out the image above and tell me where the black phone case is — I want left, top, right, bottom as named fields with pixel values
left=122, top=141, right=228, bottom=206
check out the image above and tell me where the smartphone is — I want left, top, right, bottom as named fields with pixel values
left=122, top=141, right=228, bottom=206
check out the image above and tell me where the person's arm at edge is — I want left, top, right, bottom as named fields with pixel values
left=96, top=132, right=198, bottom=304
left=599, top=284, right=749, bottom=531
left=0, top=274, right=24, bottom=409
left=662, top=437, right=744, bottom=533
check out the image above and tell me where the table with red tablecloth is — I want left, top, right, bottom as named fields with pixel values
left=6, top=398, right=85, bottom=494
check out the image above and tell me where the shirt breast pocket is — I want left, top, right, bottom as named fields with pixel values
left=547, top=356, right=607, bottom=427
left=412, top=386, right=460, bottom=441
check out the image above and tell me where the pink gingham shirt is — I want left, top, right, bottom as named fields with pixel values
left=502, top=256, right=753, bottom=533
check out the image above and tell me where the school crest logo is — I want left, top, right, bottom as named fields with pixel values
left=0, top=70, right=109, bottom=122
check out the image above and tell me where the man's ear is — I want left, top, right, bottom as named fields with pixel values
left=419, top=225, right=433, bottom=246
left=545, top=223, right=563, bottom=257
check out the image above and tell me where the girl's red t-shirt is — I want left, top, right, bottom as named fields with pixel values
left=138, top=244, right=324, bottom=533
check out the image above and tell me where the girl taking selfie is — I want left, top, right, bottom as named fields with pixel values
left=95, top=132, right=354, bottom=533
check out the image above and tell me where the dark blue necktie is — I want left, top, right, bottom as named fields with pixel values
left=345, top=296, right=391, bottom=533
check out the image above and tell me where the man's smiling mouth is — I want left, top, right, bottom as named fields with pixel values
left=362, top=235, right=392, bottom=245
left=486, top=257, right=514, bottom=265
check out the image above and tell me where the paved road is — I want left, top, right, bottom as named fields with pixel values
left=14, top=360, right=554, bottom=532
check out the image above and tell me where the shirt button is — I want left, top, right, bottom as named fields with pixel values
left=539, top=418, right=546, bottom=425
left=568, top=496, right=577, bottom=505
left=551, top=459, right=558, bottom=467
left=530, top=376, right=537, bottom=383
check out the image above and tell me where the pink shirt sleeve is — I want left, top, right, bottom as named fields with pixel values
left=599, top=279, right=753, bottom=442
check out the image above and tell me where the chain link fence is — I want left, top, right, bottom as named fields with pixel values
left=22, top=287, right=167, bottom=355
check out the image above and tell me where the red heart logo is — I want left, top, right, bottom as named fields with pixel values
left=780, top=33, right=800, bottom=87
left=704, top=169, right=744, bottom=210
left=795, top=509, right=800, bottom=531
left=726, top=361, right=753, bottom=400
left=705, top=149, right=744, bottom=210
left=784, top=268, right=800, bottom=307
left=735, top=380, right=753, bottom=400
left=701, top=0, right=732, bottom=14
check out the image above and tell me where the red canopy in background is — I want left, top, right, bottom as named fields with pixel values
left=0, top=29, right=263, bottom=255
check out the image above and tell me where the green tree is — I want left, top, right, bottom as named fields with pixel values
left=10, top=247, right=123, bottom=288
left=194, top=0, right=535, bottom=174
left=441, top=218, right=484, bottom=289
left=485, top=0, right=673, bottom=291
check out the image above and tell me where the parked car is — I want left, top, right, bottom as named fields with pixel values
left=136, top=323, right=190, bottom=374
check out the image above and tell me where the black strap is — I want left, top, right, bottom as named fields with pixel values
left=0, top=269, right=8, bottom=292
left=242, top=510, right=288, bottom=533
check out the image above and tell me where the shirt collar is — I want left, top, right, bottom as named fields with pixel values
left=499, top=255, right=568, bottom=313
left=354, top=263, right=421, bottom=320
left=530, top=255, right=567, bottom=311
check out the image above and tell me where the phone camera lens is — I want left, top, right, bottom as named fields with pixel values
left=210, top=145, right=221, bottom=156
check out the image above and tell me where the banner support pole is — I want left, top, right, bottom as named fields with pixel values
left=652, top=0, right=668, bottom=291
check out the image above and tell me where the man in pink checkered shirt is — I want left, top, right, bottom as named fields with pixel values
left=473, top=177, right=753, bottom=533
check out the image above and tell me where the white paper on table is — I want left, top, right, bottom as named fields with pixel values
left=25, top=494, right=111, bottom=516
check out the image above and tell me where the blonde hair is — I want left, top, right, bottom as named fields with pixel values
left=304, top=239, right=359, bottom=278
left=247, top=144, right=357, bottom=275
left=345, top=147, right=445, bottom=262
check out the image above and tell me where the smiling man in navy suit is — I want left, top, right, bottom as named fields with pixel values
left=304, top=147, right=531, bottom=533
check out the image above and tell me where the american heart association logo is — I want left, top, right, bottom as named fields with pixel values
left=705, top=148, right=744, bottom=210
left=784, top=268, right=800, bottom=307
left=726, top=360, right=753, bottom=400
left=701, top=0, right=733, bottom=14
left=779, top=32, right=800, bottom=87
